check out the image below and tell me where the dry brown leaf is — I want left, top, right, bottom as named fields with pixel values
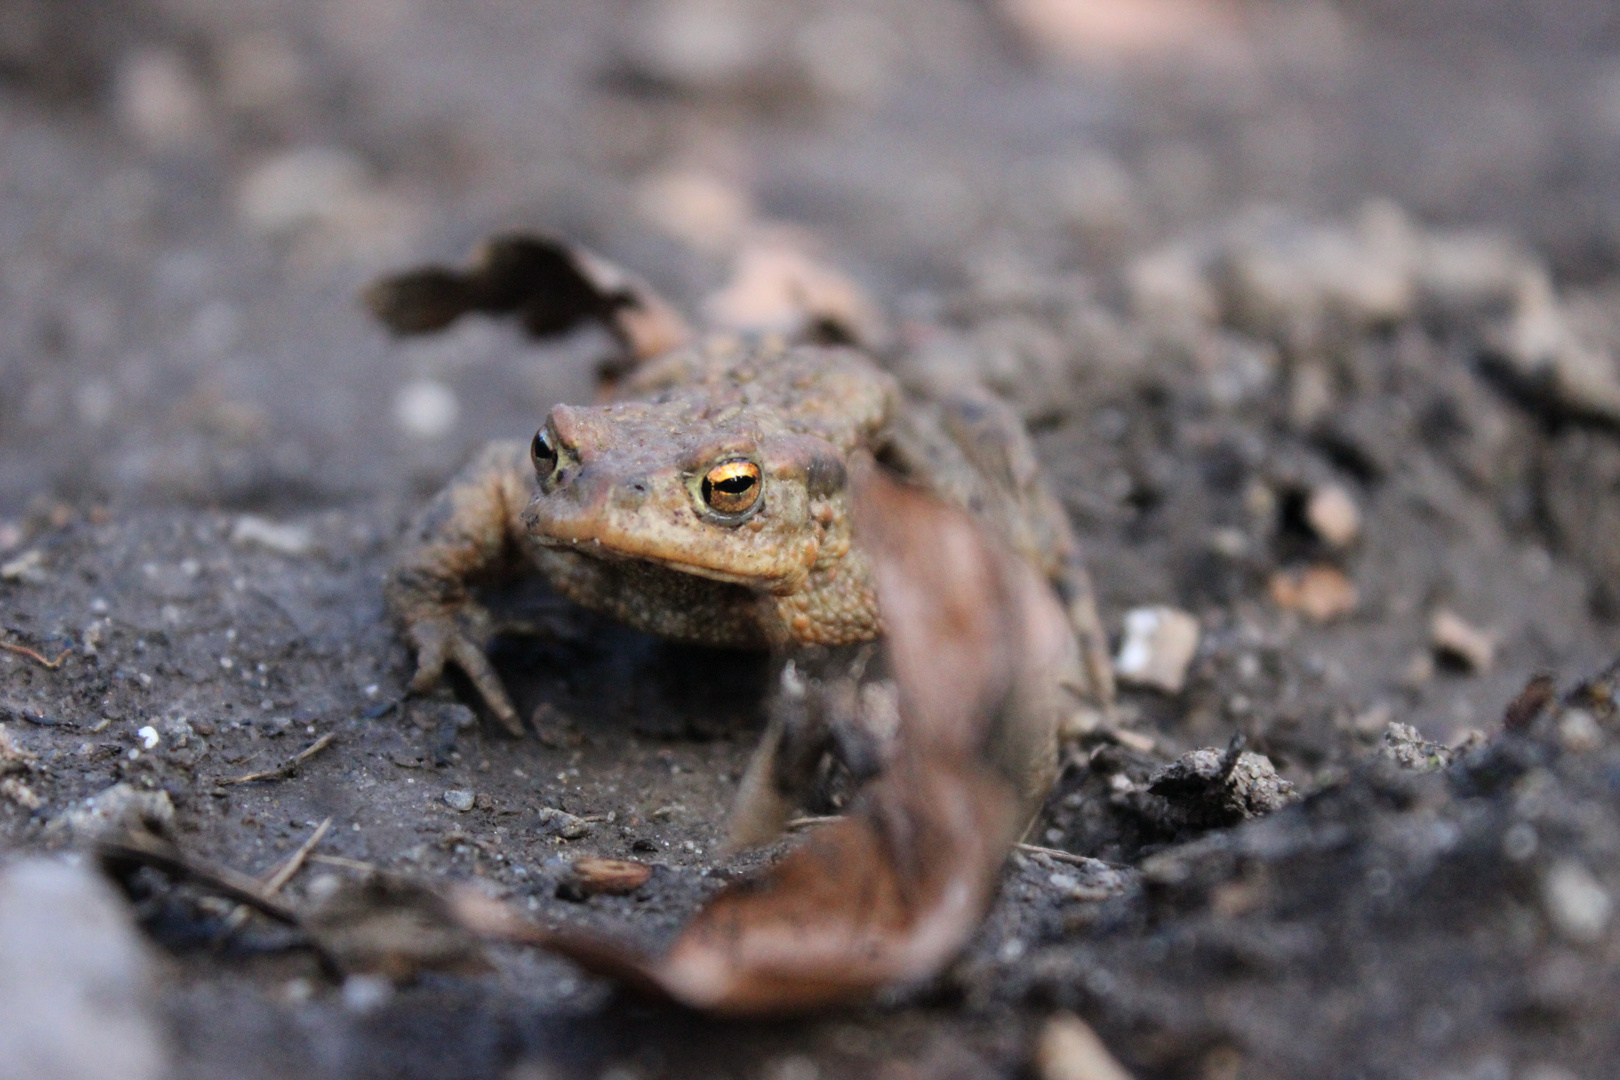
left=469, top=463, right=1062, bottom=1015
left=364, top=233, right=690, bottom=364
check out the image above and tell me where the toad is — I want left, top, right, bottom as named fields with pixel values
left=368, top=234, right=1113, bottom=841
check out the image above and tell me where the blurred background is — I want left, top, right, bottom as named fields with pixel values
left=4, top=0, right=1620, bottom=514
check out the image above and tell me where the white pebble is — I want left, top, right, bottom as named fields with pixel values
left=394, top=380, right=460, bottom=441
left=231, top=515, right=313, bottom=557
left=136, top=726, right=160, bottom=751
left=0, top=550, right=45, bottom=584
left=341, top=974, right=393, bottom=1012
left=1305, top=483, right=1361, bottom=548
left=117, top=48, right=208, bottom=148
left=1542, top=860, right=1612, bottom=945
left=442, top=789, right=476, bottom=813
left=1114, top=606, right=1201, bottom=694
left=1430, top=610, right=1496, bottom=674
left=238, top=147, right=366, bottom=234
left=1557, top=709, right=1603, bottom=753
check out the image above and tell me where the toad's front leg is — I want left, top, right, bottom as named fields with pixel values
left=385, top=440, right=537, bottom=735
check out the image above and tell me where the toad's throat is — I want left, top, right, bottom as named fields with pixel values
left=530, top=543, right=775, bottom=649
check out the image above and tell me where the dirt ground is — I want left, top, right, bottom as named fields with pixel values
left=5, top=2, right=1620, bottom=1078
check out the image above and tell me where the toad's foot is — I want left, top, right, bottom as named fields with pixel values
left=402, top=610, right=523, bottom=737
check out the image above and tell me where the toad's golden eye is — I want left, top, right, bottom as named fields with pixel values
left=530, top=427, right=558, bottom=475
left=701, top=459, right=762, bottom=515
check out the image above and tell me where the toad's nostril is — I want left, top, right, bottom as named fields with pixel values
left=612, top=478, right=650, bottom=508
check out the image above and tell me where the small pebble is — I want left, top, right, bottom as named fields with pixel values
left=1502, top=823, right=1538, bottom=863
left=53, top=784, right=174, bottom=841
left=1305, top=483, right=1361, bottom=548
left=117, top=47, right=209, bottom=148
left=442, top=789, right=476, bottom=813
left=231, top=516, right=313, bottom=557
left=1114, top=606, right=1200, bottom=694
left=536, top=807, right=592, bottom=840
left=136, top=726, right=160, bottom=750
left=239, top=146, right=366, bottom=234
left=1430, top=610, right=1496, bottom=673
left=394, top=380, right=460, bottom=441
left=1541, top=860, right=1612, bottom=945
left=341, top=974, right=394, bottom=1012
left=0, top=550, right=45, bottom=584
left=1269, top=565, right=1358, bottom=622
left=1557, top=709, right=1603, bottom=753
left=0, top=779, right=42, bottom=810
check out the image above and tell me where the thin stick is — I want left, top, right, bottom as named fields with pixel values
left=220, top=732, right=337, bottom=785
left=0, top=640, right=70, bottom=669
left=222, top=817, right=332, bottom=933
left=95, top=833, right=301, bottom=926
left=264, top=818, right=332, bottom=893
left=1015, top=842, right=1111, bottom=868
left=784, top=815, right=843, bottom=831
left=309, top=853, right=377, bottom=872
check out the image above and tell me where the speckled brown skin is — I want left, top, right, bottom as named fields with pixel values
left=385, top=332, right=1113, bottom=738
left=376, top=236, right=1114, bottom=840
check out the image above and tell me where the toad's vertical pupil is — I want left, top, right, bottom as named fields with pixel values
left=530, top=428, right=557, bottom=473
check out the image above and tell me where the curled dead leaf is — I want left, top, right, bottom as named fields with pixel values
left=364, top=233, right=690, bottom=364
left=461, top=463, right=1067, bottom=1015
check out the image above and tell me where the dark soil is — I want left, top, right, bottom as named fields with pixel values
left=4, top=2, right=1620, bottom=1077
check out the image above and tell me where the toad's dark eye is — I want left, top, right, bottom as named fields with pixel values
left=701, top=459, right=762, bottom=515
left=530, top=428, right=558, bottom=475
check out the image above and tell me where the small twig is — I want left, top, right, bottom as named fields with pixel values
left=96, top=832, right=302, bottom=926
left=1015, top=842, right=1098, bottom=867
left=0, top=640, right=71, bottom=669
left=264, top=818, right=333, bottom=893
left=219, top=732, right=337, bottom=786
left=1218, top=731, right=1247, bottom=783
left=1014, top=843, right=1130, bottom=872
left=309, top=853, right=377, bottom=872
left=784, top=815, right=843, bottom=831
left=222, top=817, right=332, bottom=934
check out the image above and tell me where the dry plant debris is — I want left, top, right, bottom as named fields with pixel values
left=472, top=463, right=1066, bottom=1014
left=217, top=731, right=338, bottom=786
left=364, top=233, right=691, bottom=374
left=567, top=857, right=653, bottom=897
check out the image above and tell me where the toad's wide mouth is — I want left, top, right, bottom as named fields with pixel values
left=529, top=529, right=794, bottom=590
